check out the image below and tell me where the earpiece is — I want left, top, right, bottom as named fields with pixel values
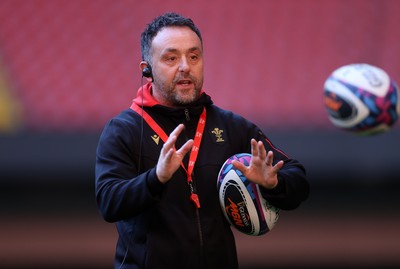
left=142, top=65, right=153, bottom=80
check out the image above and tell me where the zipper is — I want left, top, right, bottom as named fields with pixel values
left=184, top=108, right=190, bottom=121
left=195, top=207, right=204, bottom=267
left=184, top=107, right=205, bottom=266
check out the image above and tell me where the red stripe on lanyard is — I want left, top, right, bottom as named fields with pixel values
left=131, top=103, right=206, bottom=208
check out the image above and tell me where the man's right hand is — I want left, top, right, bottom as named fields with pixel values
left=156, top=124, right=194, bottom=184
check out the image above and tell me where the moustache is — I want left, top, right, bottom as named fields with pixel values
left=173, top=75, right=197, bottom=85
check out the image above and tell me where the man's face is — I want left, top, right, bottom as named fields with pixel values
left=149, top=26, right=204, bottom=107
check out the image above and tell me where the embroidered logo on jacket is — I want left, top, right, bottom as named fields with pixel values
left=151, top=134, right=160, bottom=145
left=211, top=128, right=225, bottom=142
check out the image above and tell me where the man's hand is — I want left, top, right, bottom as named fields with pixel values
left=232, top=139, right=284, bottom=189
left=156, top=124, right=193, bottom=184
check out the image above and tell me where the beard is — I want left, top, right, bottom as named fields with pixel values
left=153, top=74, right=203, bottom=107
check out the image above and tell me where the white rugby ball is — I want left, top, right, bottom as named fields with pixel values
left=217, top=153, right=279, bottom=236
left=323, top=63, right=399, bottom=135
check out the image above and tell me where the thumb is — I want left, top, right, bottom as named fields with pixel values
left=232, top=160, right=247, bottom=174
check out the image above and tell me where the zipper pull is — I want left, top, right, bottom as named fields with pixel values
left=184, top=108, right=190, bottom=121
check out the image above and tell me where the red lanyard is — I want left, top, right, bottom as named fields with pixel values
left=131, top=103, right=206, bottom=209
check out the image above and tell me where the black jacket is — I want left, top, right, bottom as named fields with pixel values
left=95, top=83, right=309, bottom=269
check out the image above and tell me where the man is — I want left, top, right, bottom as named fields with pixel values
left=95, top=12, right=309, bottom=269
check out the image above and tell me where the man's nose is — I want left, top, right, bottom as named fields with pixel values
left=178, top=58, right=190, bottom=73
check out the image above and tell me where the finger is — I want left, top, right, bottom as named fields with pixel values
left=266, top=151, right=274, bottom=166
left=257, top=141, right=267, bottom=160
left=272, top=160, right=284, bottom=173
left=176, top=139, right=194, bottom=156
left=163, top=124, right=185, bottom=150
left=169, top=124, right=185, bottom=138
left=275, top=160, right=284, bottom=168
left=163, top=147, right=175, bottom=160
left=250, top=139, right=258, bottom=157
left=163, top=134, right=178, bottom=151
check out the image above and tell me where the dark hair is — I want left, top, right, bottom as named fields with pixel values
left=140, top=12, right=203, bottom=63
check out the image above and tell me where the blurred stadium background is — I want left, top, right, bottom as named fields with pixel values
left=0, top=0, right=399, bottom=268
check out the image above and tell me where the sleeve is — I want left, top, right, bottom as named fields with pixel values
left=255, top=129, right=310, bottom=210
left=95, top=118, right=164, bottom=223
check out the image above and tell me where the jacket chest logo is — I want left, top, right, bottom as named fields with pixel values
left=151, top=134, right=160, bottom=145
left=211, top=128, right=225, bottom=142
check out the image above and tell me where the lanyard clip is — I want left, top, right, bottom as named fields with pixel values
left=190, top=193, right=201, bottom=209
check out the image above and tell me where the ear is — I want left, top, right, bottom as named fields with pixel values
left=139, top=61, right=153, bottom=82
